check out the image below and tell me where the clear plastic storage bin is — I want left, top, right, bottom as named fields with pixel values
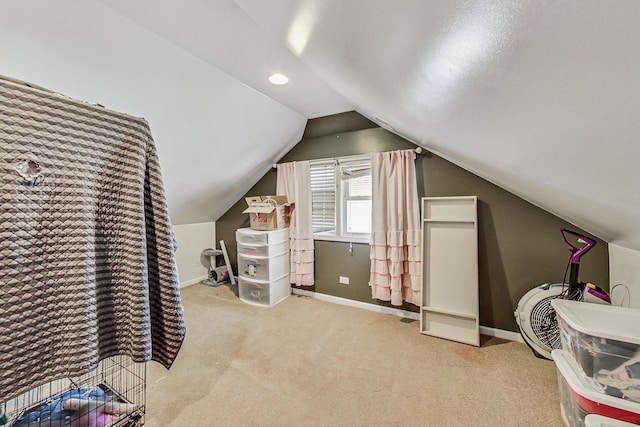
left=585, top=414, right=638, bottom=427
left=238, top=275, right=290, bottom=307
left=552, top=350, right=640, bottom=426
left=237, top=240, right=288, bottom=258
left=238, top=252, right=288, bottom=282
left=239, top=277, right=270, bottom=305
left=235, top=227, right=288, bottom=246
left=552, top=300, right=640, bottom=404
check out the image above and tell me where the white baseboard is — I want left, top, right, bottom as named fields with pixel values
left=291, top=288, right=523, bottom=343
left=479, top=326, right=523, bottom=343
left=180, top=276, right=208, bottom=288
left=292, top=288, right=419, bottom=320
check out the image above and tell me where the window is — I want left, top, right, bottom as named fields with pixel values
left=309, top=159, right=337, bottom=233
left=310, top=155, right=372, bottom=242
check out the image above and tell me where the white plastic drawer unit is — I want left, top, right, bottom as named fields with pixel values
left=551, top=299, right=640, bottom=406
left=552, top=350, right=640, bottom=426
left=235, top=227, right=288, bottom=246
left=238, top=252, right=288, bottom=282
left=237, top=240, right=288, bottom=258
left=238, top=275, right=290, bottom=307
left=238, top=277, right=270, bottom=305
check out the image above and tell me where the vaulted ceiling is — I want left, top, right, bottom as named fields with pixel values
left=1, top=1, right=639, bottom=251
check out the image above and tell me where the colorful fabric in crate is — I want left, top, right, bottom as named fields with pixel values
left=12, top=387, right=120, bottom=427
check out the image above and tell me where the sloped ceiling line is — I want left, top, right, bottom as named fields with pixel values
left=3, top=0, right=638, bottom=251
left=235, top=0, right=640, bottom=251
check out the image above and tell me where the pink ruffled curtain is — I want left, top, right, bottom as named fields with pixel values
left=369, top=150, right=421, bottom=306
left=277, top=161, right=315, bottom=286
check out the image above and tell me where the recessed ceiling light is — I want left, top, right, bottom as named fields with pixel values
left=268, top=73, right=289, bottom=85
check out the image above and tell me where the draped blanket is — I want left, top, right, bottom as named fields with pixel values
left=0, top=77, right=186, bottom=401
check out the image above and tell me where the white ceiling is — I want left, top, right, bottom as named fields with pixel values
left=97, top=0, right=352, bottom=119
left=1, top=0, right=639, bottom=251
left=230, top=0, right=640, bottom=250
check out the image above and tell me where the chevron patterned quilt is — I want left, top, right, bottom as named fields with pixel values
left=0, top=77, right=186, bottom=401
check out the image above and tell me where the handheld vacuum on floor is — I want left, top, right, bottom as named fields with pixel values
left=514, top=229, right=611, bottom=360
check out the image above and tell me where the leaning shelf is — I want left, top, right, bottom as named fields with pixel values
left=420, top=196, right=479, bottom=346
left=421, top=306, right=477, bottom=320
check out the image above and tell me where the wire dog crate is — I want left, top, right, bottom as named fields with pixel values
left=0, top=355, right=145, bottom=427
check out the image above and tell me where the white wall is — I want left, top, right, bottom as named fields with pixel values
left=0, top=0, right=306, bottom=226
left=173, top=222, right=216, bottom=288
left=609, top=244, right=640, bottom=309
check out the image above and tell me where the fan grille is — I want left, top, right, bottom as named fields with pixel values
left=529, top=295, right=562, bottom=351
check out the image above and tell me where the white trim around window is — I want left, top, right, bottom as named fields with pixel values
left=309, top=154, right=372, bottom=243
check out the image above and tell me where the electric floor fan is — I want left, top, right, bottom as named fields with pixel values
left=514, top=229, right=611, bottom=359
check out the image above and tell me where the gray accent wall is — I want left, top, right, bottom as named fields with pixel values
left=216, top=112, right=609, bottom=332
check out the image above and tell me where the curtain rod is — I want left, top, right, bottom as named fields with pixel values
left=272, top=147, right=423, bottom=169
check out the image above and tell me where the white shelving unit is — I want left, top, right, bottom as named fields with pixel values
left=236, top=228, right=290, bottom=307
left=420, top=196, right=479, bottom=346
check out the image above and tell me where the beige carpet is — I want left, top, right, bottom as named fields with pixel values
left=144, top=284, right=564, bottom=427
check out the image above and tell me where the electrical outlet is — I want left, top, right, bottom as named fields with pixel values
left=339, top=276, right=349, bottom=285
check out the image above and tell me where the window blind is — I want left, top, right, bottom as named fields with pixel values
left=340, top=158, right=372, bottom=197
left=310, top=160, right=337, bottom=232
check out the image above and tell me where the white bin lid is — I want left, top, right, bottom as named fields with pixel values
left=552, top=350, right=640, bottom=414
left=585, top=414, right=637, bottom=427
left=551, top=299, right=640, bottom=345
